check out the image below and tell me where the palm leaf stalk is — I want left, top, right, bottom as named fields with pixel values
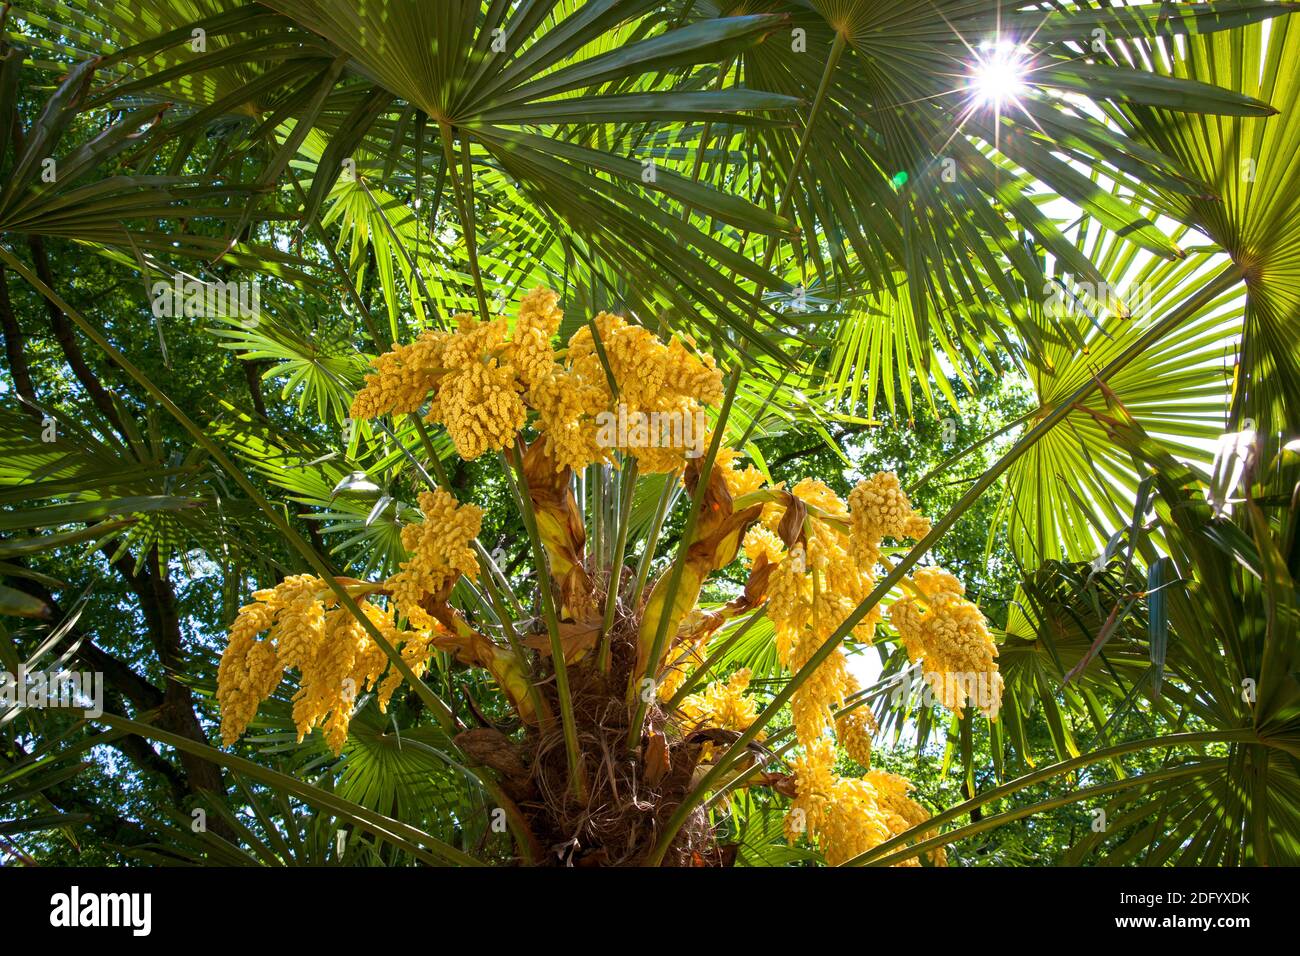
left=503, top=438, right=588, bottom=800
left=848, top=729, right=1262, bottom=866
left=625, top=368, right=739, bottom=748
left=97, top=713, right=482, bottom=866
left=598, top=456, right=640, bottom=672
left=426, top=103, right=590, bottom=798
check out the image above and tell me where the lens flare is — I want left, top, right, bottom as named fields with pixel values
left=968, top=40, right=1029, bottom=108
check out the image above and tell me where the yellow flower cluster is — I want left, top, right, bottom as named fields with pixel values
left=678, top=668, right=763, bottom=735
left=656, top=647, right=689, bottom=702
left=349, top=330, right=448, bottom=419
left=569, top=311, right=723, bottom=474
left=765, top=480, right=881, bottom=741
left=835, top=688, right=877, bottom=768
left=509, top=286, right=563, bottom=387
left=791, top=477, right=847, bottom=517
left=784, top=740, right=893, bottom=866
left=429, top=314, right=528, bottom=460
left=216, top=601, right=282, bottom=749
left=351, top=287, right=726, bottom=473
left=217, top=574, right=423, bottom=755
left=438, top=359, right=527, bottom=460
left=776, top=589, right=857, bottom=745
left=848, top=471, right=931, bottom=569
left=386, top=489, right=482, bottom=629
left=742, top=525, right=784, bottom=567
left=306, top=605, right=391, bottom=753
left=572, top=312, right=723, bottom=410
left=715, top=447, right=765, bottom=500
left=751, top=475, right=950, bottom=865
left=350, top=313, right=526, bottom=461
left=866, top=768, right=948, bottom=866
left=889, top=566, right=1003, bottom=718
left=527, top=364, right=609, bottom=473
left=375, top=627, right=437, bottom=713
left=784, top=737, right=944, bottom=865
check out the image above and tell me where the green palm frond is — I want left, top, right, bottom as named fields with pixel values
left=996, top=218, right=1243, bottom=565
left=207, top=402, right=460, bottom=574
left=728, top=0, right=1287, bottom=322
left=1110, top=10, right=1300, bottom=442
left=0, top=405, right=259, bottom=569
left=38, top=0, right=804, bottom=357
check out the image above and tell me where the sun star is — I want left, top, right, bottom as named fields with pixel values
left=969, top=39, right=1030, bottom=108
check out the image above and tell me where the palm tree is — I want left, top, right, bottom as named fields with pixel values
left=0, top=0, right=1296, bottom=866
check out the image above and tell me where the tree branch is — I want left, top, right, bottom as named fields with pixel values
left=26, top=236, right=129, bottom=436
left=0, top=266, right=40, bottom=419
left=241, top=358, right=268, bottom=418
left=101, top=544, right=230, bottom=801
